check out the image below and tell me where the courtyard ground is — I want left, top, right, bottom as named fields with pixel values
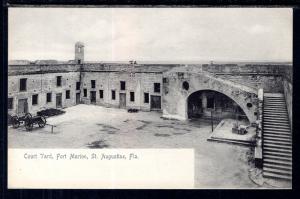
left=8, top=104, right=266, bottom=188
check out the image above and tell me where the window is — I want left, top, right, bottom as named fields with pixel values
left=130, top=92, right=135, bottom=102
left=78, top=60, right=81, bottom=64
left=56, top=76, right=62, bottom=87
left=46, top=93, right=52, bottom=103
left=32, top=94, right=38, bottom=105
left=112, top=90, right=116, bottom=100
left=84, top=89, right=87, bottom=97
left=76, top=82, right=80, bottom=90
left=120, top=81, right=126, bottom=90
left=207, top=97, right=214, bottom=109
left=154, top=83, right=160, bottom=93
left=20, top=78, right=27, bottom=91
left=182, top=81, right=189, bottom=90
left=99, top=90, right=104, bottom=99
left=144, top=93, right=149, bottom=103
left=66, top=90, right=70, bottom=99
left=8, top=98, right=13, bottom=109
left=91, top=80, right=96, bottom=88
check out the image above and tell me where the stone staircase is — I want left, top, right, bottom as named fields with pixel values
left=262, top=93, right=292, bottom=181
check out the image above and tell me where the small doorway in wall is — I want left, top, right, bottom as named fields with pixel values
left=90, top=91, right=96, bottom=104
left=76, top=93, right=80, bottom=104
left=17, top=98, right=28, bottom=115
left=119, top=93, right=126, bottom=109
left=150, top=95, right=161, bottom=110
left=56, top=93, right=62, bottom=108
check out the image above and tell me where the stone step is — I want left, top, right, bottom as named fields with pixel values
left=263, top=127, right=290, bottom=133
left=264, top=158, right=292, bottom=167
left=264, top=121, right=290, bottom=126
left=263, top=136, right=292, bottom=143
left=263, top=109, right=287, bottom=113
left=263, top=154, right=292, bottom=162
left=263, top=171, right=292, bottom=180
left=263, top=112, right=288, bottom=117
left=264, top=107, right=287, bottom=110
left=263, top=123, right=290, bottom=129
left=264, top=109, right=287, bottom=112
left=264, top=101, right=286, bottom=104
left=264, top=140, right=292, bottom=146
left=263, top=167, right=292, bottom=176
left=264, top=143, right=292, bottom=150
left=264, top=100, right=285, bottom=103
left=263, top=124, right=290, bottom=130
left=264, top=146, right=292, bottom=154
left=264, top=150, right=292, bottom=158
left=264, top=100, right=285, bottom=102
left=263, top=130, right=291, bottom=136
left=264, top=132, right=291, bottom=139
left=264, top=95, right=284, bottom=98
left=263, top=111, right=288, bottom=115
left=263, top=120, right=290, bottom=125
left=263, top=163, right=292, bottom=171
left=264, top=103, right=286, bottom=106
left=263, top=117, right=289, bottom=122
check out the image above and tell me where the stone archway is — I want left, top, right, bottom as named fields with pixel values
left=162, top=69, right=258, bottom=123
left=186, top=89, right=249, bottom=122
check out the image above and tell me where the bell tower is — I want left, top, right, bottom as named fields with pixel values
left=75, top=42, right=84, bottom=64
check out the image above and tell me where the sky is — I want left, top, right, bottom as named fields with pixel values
left=8, top=8, right=292, bottom=62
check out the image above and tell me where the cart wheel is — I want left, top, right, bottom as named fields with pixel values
left=25, top=120, right=33, bottom=131
left=24, top=113, right=32, bottom=120
left=12, top=116, right=20, bottom=128
left=38, top=116, right=47, bottom=128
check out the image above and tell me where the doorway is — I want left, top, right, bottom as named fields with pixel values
left=150, top=95, right=161, bottom=110
left=56, top=93, right=62, bottom=108
left=119, top=93, right=126, bottom=108
left=76, top=93, right=80, bottom=104
left=17, top=98, right=28, bottom=115
left=90, top=91, right=96, bottom=104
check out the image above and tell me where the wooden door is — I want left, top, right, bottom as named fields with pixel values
left=56, top=93, right=62, bottom=108
left=76, top=93, right=80, bottom=104
left=17, top=99, right=28, bottom=115
left=150, top=95, right=161, bottom=110
left=119, top=93, right=126, bottom=108
left=90, top=91, right=96, bottom=103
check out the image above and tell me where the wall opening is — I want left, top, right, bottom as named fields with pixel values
left=187, top=90, right=248, bottom=122
left=20, top=78, right=27, bottom=91
left=120, top=81, right=126, bottom=90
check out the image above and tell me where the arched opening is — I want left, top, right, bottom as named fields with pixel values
left=187, top=90, right=249, bottom=122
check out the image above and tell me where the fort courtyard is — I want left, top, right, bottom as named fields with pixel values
left=8, top=104, right=259, bottom=188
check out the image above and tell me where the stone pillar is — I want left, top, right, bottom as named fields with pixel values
left=201, top=92, right=207, bottom=109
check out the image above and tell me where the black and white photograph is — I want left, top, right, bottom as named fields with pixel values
left=7, top=7, right=292, bottom=189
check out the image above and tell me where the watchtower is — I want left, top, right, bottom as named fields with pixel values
left=75, top=42, right=84, bottom=64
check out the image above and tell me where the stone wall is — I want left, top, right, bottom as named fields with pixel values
left=8, top=64, right=81, bottom=76
left=80, top=71, right=163, bottom=111
left=202, top=63, right=290, bottom=74
left=8, top=62, right=292, bottom=118
left=8, top=71, right=80, bottom=115
left=162, top=67, right=259, bottom=122
left=283, top=65, right=293, bottom=128
left=216, top=74, right=284, bottom=93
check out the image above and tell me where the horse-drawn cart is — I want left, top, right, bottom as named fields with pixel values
left=24, top=114, right=47, bottom=131
left=11, top=113, right=47, bottom=131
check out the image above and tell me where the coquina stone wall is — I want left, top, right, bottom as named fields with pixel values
left=8, top=71, right=80, bottom=115
left=162, top=66, right=259, bottom=123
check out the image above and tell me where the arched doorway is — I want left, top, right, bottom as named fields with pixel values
left=187, top=90, right=249, bottom=122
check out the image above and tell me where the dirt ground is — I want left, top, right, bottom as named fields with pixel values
left=8, top=104, right=260, bottom=188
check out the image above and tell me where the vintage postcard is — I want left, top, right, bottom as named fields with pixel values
left=7, top=7, right=292, bottom=189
